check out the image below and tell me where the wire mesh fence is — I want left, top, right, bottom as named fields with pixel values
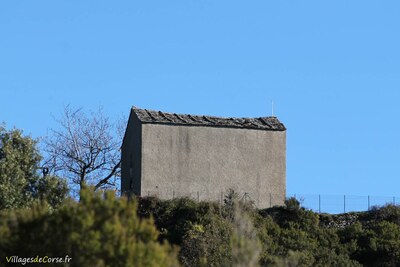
left=141, top=189, right=400, bottom=214
left=289, top=194, right=399, bottom=214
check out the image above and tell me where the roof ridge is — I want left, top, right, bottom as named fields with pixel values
left=132, top=108, right=286, bottom=131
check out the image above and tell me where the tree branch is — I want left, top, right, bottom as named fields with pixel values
left=94, top=160, right=121, bottom=190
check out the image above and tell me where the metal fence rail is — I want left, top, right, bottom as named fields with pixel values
left=289, top=194, right=399, bottom=214
left=141, top=190, right=399, bottom=214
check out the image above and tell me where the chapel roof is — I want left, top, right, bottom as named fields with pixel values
left=132, top=107, right=286, bottom=131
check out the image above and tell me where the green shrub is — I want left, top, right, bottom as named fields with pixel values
left=0, top=126, right=68, bottom=210
left=180, top=215, right=232, bottom=267
left=365, top=204, right=400, bottom=226
left=0, top=188, right=178, bottom=267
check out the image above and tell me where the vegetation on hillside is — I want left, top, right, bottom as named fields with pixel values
left=0, top=125, right=68, bottom=210
left=2, top=183, right=400, bottom=266
left=137, top=194, right=400, bottom=267
left=0, top=188, right=179, bottom=267
left=138, top=196, right=346, bottom=266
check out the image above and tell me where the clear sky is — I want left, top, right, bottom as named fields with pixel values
left=1, top=1, right=400, bottom=198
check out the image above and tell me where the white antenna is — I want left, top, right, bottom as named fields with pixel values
left=271, top=100, right=275, bottom=116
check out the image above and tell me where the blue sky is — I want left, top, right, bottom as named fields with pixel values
left=1, top=1, right=400, bottom=198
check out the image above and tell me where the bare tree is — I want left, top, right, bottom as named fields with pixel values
left=44, top=106, right=123, bottom=195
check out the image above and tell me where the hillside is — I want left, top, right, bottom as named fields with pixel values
left=138, top=194, right=400, bottom=266
left=2, top=190, right=400, bottom=266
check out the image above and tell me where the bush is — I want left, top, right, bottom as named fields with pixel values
left=365, top=204, right=400, bottom=226
left=257, top=200, right=361, bottom=266
left=0, top=188, right=178, bottom=267
left=180, top=215, right=232, bottom=267
left=0, top=126, right=68, bottom=210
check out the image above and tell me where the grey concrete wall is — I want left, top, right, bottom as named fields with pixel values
left=140, top=124, right=286, bottom=208
left=121, top=113, right=142, bottom=197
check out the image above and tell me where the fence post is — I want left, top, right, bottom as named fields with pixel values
left=319, top=194, right=321, bottom=213
left=197, top=191, right=199, bottom=202
left=344, top=195, right=346, bottom=213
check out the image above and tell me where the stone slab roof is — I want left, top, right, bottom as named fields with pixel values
left=132, top=108, right=286, bottom=131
